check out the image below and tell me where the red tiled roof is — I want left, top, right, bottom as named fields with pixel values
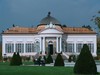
left=3, top=26, right=38, bottom=34
left=2, top=26, right=96, bottom=34
left=62, top=27, right=96, bottom=34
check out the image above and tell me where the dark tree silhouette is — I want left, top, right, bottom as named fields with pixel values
left=82, top=25, right=92, bottom=30
left=10, top=52, right=22, bottom=66
left=46, top=54, right=53, bottom=64
left=74, top=44, right=97, bottom=74
left=92, top=11, right=100, bottom=30
left=54, top=53, right=64, bottom=66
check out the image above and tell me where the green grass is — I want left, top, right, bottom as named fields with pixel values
left=23, top=61, right=34, bottom=65
left=0, top=62, right=73, bottom=75
left=0, top=62, right=99, bottom=75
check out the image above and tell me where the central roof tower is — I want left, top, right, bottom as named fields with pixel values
left=39, top=12, right=61, bottom=26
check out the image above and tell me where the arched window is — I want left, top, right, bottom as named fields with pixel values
left=48, top=41, right=53, bottom=44
left=34, top=41, right=40, bottom=52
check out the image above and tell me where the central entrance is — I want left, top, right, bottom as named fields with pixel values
left=48, top=44, right=53, bottom=55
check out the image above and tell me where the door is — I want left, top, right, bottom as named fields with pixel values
left=48, top=44, right=53, bottom=55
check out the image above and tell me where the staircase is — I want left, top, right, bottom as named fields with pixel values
left=33, top=52, right=40, bottom=59
left=51, top=52, right=69, bottom=60
left=33, top=52, right=69, bottom=60
left=62, top=52, right=69, bottom=59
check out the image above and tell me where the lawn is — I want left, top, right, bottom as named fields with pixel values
left=0, top=62, right=100, bottom=75
left=0, top=62, right=73, bottom=75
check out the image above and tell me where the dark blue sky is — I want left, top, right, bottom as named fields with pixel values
left=0, top=0, right=100, bottom=35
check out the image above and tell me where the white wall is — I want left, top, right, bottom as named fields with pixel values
left=2, top=33, right=97, bottom=57
left=64, top=34, right=97, bottom=56
left=2, top=34, right=41, bottom=57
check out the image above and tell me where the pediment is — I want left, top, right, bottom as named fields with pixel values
left=38, top=28, right=63, bottom=34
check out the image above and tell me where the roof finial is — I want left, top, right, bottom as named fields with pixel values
left=48, top=12, right=51, bottom=17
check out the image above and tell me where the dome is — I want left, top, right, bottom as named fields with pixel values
left=40, top=12, right=61, bottom=25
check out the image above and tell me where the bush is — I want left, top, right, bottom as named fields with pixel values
left=68, top=55, right=77, bottom=62
left=3, top=57, right=8, bottom=61
left=43, top=56, right=46, bottom=61
left=37, top=56, right=41, bottom=66
left=54, top=53, right=64, bottom=66
left=10, top=52, right=17, bottom=65
left=10, top=52, right=22, bottom=66
left=16, top=52, right=22, bottom=65
left=25, top=56, right=30, bottom=61
left=73, top=55, right=77, bottom=62
left=74, top=44, right=97, bottom=74
left=68, top=55, right=72, bottom=62
left=46, top=54, right=53, bottom=64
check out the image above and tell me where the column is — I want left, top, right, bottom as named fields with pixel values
left=74, top=42, right=76, bottom=53
left=94, top=39, right=97, bottom=56
left=60, top=37, right=62, bottom=53
left=40, top=37, right=42, bottom=52
left=24, top=43, right=25, bottom=53
left=56, top=37, right=58, bottom=53
left=14, top=42, right=15, bottom=52
left=2, top=42, right=5, bottom=56
left=42, top=37, right=45, bottom=55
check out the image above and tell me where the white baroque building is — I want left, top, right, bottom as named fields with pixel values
left=2, top=12, right=97, bottom=58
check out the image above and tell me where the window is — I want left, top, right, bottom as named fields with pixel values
left=5, top=43, right=14, bottom=53
left=88, top=43, right=94, bottom=53
left=76, top=43, right=83, bottom=52
left=15, top=43, right=24, bottom=53
left=34, top=41, right=40, bottom=52
left=26, top=43, right=34, bottom=52
left=66, top=43, right=74, bottom=52
left=62, top=41, right=67, bottom=52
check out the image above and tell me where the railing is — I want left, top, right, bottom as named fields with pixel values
left=62, top=52, right=69, bottom=59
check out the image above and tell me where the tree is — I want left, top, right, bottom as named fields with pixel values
left=43, top=56, right=46, bottom=62
left=16, top=52, right=22, bottom=65
left=54, top=53, right=64, bottom=66
left=12, top=24, right=15, bottom=27
left=10, top=52, right=22, bottom=66
left=46, top=54, right=53, bottom=64
left=10, top=52, right=17, bottom=66
left=0, top=42, right=2, bottom=60
left=74, top=44, right=97, bottom=74
left=94, top=16, right=100, bottom=30
left=62, top=25, right=67, bottom=27
left=68, top=55, right=72, bottom=62
left=92, top=11, right=100, bottom=31
left=82, top=25, right=92, bottom=30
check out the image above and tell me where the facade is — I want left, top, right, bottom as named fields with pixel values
left=2, top=12, right=97, bottom=58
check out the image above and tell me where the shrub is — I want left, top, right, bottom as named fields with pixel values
left=54, top=53, right=64, bottom=66
left=8, top=57, right=12, bottom=62
left=3, top=57, right=8, bottom=62
left=43, top=56, right=46, bottom=61
left=26, top=56, right=30, bottom=61
left=16, top=52, right=22, bottom=65
left=73, top=55, right=77, bottom=62
left=46, top=54, right=53, bottom=64
left=10, top=52, right=22, bottom=66
left=74, top=44, right=97, bottom=74
left=36, top=56, right=41, bottom=66
left=68, top=55, right=72, bottom=62
left=10, top=52, right=17, bottom=66
left=68, top=55, right=77, bottom=62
